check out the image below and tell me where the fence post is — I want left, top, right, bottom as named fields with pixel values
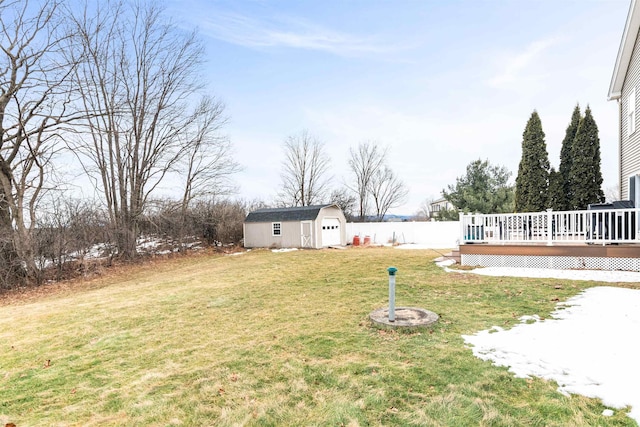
left=459, top=211, right=464, bottom=243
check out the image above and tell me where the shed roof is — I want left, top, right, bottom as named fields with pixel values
left=609, top=0, right=639, bottom=100
left=245, top=204, right=338, bottom=223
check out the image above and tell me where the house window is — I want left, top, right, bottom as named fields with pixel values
left=272, top=222, right=281, bottom=236
left=629, top=87, right=636, bottom=136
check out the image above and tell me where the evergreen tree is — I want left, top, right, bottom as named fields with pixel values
left=436, top=207, right=460, bottom=221
left=569, top=106, right=604, bottom=209
left=547, top=167, right=565, bottom=211
left=515, top=111, right=550, bottom=212
left=443, top=159, right=514, bottom=214
left=558, top=105, right=581, bottom=210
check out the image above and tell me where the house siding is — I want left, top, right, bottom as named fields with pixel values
left=429, top=198, right=454, bottom=219
left=621, top=25, right=640, bottom=200
left=620, top=93, right=624, bottom=201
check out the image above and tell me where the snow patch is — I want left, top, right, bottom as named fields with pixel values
left=462, top=286, right=640, bottom=424
left=460, top=266, right=640, bottom=283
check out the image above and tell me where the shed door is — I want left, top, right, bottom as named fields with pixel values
left=321, top=218, right=341, bottom=247
left=301, top=221, right=313, bottom=248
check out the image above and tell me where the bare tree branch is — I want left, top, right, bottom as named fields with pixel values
left=370, top=166, right=408, bottom=221
left=0, top=0, right=81, bottom=284
left=278, top=130, right=331, bottom=206
left=347, top=141, right=385, bottom=221
left=66, top=0, right=231, bottom=258
left=177, top=96, right=239, bottom=209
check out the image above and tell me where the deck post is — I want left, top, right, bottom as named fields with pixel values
left=546, top=209, right=553, bottom=246
left=636, top=208, right=640, bottom=243
left=459, top=211, right=464, bottom=244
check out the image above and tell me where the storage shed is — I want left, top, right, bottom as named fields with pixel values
left=243, top=204, right=347, bottom=249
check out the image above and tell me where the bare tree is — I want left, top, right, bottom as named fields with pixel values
left=177, top=97, right=239, bottom=211
left=279, top=130, right=331, bottom=206
left=173, top=96, right=240, bottom=249
left=66, top=1, right=226, bottom=258
left=604, top=185, right=620, bottom=203
left=0, top=0, right=82, bottom=284
left=370, top=166, right=408, bottom=221
left=414, top=197, right=437, bottom=221
left=245, top=198, right=271, bottom=212
left=139, top=197, right=246, bottom=248
left=348, top=142, right=386, bottom=221
left=328, top=187, right=356, bottom=221
left=36, top=196, right=109, bottom=279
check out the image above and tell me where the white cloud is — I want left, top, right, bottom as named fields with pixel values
left=487, top=37, right=561, bottom=89
left=196, top=12, right=395, bottom=56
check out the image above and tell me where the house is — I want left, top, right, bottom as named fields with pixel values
left=429, top=197, right=454, bottom=219
left=243, top=204, right=347, bottom=249
left=609, top=0, right=640, bottom=201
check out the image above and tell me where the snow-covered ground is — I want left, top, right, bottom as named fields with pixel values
left=271, top=248, right=298, bottom=253
left=394, top=243, right=452, bottom=250
left=463, top=287, right=640, bottom=423
left=429, top=255, right=640, bottom=423
left=441, top=261, right=640, bottom=283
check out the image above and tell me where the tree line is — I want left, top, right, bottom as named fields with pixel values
left=0, top=0, right=244, bottom=288
left=439, top=104, right=604, bottom=219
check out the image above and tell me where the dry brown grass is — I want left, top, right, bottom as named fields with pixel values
left=0, top=247, right=636, bottom=426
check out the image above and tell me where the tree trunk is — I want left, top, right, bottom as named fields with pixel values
left=115, top=213, right=138, bottom=260
left=0, top=172, right=25, bottom=288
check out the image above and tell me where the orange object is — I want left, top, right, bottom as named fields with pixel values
left=363, top=235, right=371, bottom=245
left=353, top=235, right=360, bottom=246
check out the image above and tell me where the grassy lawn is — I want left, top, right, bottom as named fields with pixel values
left=0, top=247, right=637, bottom=426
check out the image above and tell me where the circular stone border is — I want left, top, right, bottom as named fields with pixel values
left=369, top=306, right=439, bottom=330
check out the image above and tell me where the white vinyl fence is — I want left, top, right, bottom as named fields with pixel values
left=346, top=221, right=460, bottom=249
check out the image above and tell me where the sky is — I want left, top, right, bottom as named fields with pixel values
left=165, top=0, right=631, bottom=215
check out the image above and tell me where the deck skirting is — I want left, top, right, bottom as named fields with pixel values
left=460, top=244, right=640, bottom=271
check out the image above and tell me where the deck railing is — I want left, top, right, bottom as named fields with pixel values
left=460, top=208, right=640, bottom=245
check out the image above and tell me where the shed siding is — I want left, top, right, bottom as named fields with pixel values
left=243, top=204, right=347, bottom=249
left=280, top=222, right=308, bottom=248
left=244, top=221, right=309, bottom=248
left=621, top=26, right=640, bottom=199
left=243, top=222, right=274, bottom=248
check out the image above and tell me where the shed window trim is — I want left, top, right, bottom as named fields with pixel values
left=272, top=222, right=282, bottom=236
left=629, top=87, right=636, bottom=136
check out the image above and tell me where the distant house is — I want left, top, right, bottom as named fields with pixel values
left=429, top=198, right=454, bottom=219
left=609, top=0, right=640, bottom=202
left=243, top=204, right=346, bottom=249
